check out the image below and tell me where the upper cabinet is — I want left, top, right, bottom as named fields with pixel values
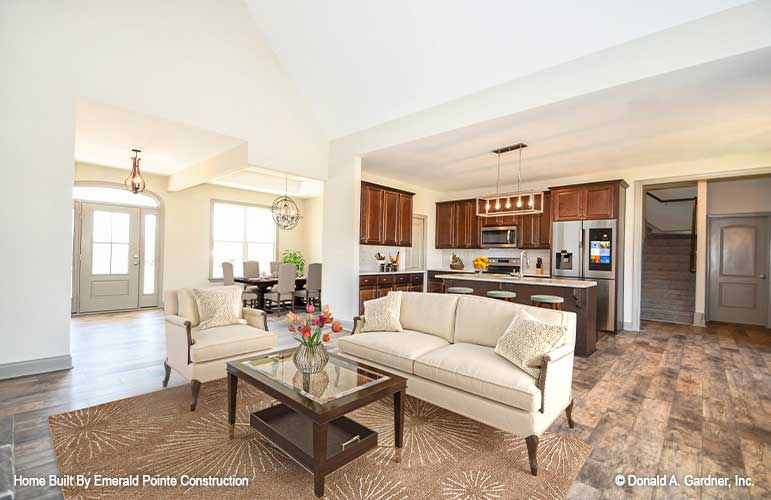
left=550, top=180, right=628, bottom=221
left=360, top=182, right=415, bottom=247
left=435, top=199, right=481, bottom=249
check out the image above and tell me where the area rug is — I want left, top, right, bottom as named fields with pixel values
left=49, top=378, right=591, bottom=499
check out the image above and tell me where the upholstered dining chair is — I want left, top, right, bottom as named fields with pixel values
left=222, top=262, right=258, bottom=307
left=270, top=261, right=281, bottom=277
left=242, top=260, right=261, bottom=294
left=264, top=263, right=296, bottom=316
left=294, top=262, right=321, bottom=308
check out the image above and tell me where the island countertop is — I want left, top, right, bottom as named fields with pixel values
left=435, top=273, right=596, bottom=288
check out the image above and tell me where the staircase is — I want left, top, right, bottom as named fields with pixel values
left=641, top=234, right=696, bottom=324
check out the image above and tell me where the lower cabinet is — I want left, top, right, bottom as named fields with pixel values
left=359, top=273, right=424, bottom=315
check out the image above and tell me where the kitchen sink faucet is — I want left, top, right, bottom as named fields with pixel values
left=519, top=250, right=528, bottom=279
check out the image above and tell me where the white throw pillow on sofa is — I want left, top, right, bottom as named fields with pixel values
left=494, top=309, right=567, bottom=378
left=193, top=286, right=246, bottom=330
left=361, top=291, right=403, bottom=332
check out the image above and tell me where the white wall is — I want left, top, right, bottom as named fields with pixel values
left=645, top=199, right=695, bottom=233
left=0, top=0, right=327, bottom=370
left=75, top=162, right=319, bottom=290
left=708, top=176, right=771, bottom=215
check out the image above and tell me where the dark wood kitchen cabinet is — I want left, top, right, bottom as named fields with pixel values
left=550, top=180, right=627, bottom=221
left=435, top=199, right=481, bottom=249
left=519, top=192, right=551, bottom=249
left=360, top=181, right=415, bottom=246
left=359, top=273, right=424, bottom=314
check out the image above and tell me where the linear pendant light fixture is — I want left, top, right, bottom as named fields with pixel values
left=476, top=143, right=543, bottom=217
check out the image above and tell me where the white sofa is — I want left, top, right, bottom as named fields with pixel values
left=339, top=292, right=576, bottom=476
left=163, top=288, right=277, bottom=410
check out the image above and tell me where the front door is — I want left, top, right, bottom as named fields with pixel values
left=708, top=216, right=769, bottom=325
left=79, top=203, right=141, bottom=312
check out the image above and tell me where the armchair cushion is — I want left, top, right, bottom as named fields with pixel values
left=494, top=310, right=568, bottom=378
left=190, top=324, right=276, bottom=363
left=414, top=343, right=541, bottom=412
left=193, top=286, right=245, bottom=330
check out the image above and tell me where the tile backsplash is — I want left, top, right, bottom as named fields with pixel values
left=438, top=248, right=551, bottom=275
left=359, top=245, right=409, bottom=272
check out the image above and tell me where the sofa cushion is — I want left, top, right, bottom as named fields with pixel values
left=361, top=291, right=403, bottom=332
left=399, top=292, right=459, bottom=342
left=190, top=324, right=276, bottom=363
left=414, top=343, right=541, bottom=412
left=453, top=295, right=572, bottom=348
left=495, top=309, right=569, bottom=378
left=338, top=330, right=448, bottom=374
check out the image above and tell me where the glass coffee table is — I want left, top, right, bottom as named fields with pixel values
left=227, top=348, right=407, bottom=498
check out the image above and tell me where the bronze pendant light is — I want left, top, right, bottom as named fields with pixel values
left=125, top=149, right=146, bottom=194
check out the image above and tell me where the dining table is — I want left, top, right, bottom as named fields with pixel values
left=234, top=275, right=307, bottom=311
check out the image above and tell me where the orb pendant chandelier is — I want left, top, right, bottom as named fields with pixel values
left=272, top=175, right=301, bottom=230
left=124, top=149, right=146, bottom=194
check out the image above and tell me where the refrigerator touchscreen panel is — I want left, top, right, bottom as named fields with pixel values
left=588, top=228, right=612, bottom=271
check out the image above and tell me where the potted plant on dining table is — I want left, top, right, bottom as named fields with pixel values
left=287, top=304, right=342, bottom=374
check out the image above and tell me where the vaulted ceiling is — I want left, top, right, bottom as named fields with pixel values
left=246, top=0, right=752, bottom=139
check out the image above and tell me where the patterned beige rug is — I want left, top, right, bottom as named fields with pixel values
left=49, top=379, right=590, bottom=499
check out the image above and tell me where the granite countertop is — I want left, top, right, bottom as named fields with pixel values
left=435, top=273, right=596, bottom=288
left=360, top=270, right=426, bottom=276
left=429, top=268, right=552, bottom=278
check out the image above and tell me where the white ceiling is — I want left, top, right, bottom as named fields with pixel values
left=361, top=48, right=771, bottom=192
left=247, top=0, right=751, bottom=139
left=75, top=100, right=323, bottom=197
left=75, top=100, right=244, bottom=174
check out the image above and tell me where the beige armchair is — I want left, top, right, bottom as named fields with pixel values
left=163, top=288, right=277, bottom=410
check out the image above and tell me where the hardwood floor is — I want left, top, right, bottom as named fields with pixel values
left=1, top=311, right=769, bottom=499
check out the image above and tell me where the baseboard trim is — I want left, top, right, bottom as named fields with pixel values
left=693, top=312, right=706, bottom=327
left=623, top=321, right=636, bottom=332
left=0, top=355, right=72, bottom=380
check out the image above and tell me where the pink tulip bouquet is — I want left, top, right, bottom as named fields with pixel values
left=287, top=303, right=342, bottom=346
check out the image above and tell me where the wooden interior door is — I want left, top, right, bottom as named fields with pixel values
left=79, top=203, right=141, bottom=312
left=708, top=216, right=769, bottom=325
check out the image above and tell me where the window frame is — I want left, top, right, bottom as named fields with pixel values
left=209, top=199, right=279, bottom=281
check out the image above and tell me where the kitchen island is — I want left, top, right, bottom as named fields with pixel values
left=436, top=273, right=598, bottom=357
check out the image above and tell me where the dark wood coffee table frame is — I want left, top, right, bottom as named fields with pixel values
left=227, top=350, right=407, bottom=498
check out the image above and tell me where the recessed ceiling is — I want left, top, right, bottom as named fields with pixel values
left=362, top=48, right=771, bottom=193
left=247, top=0, right=752, bottom=139
left=75, top=100, right=244, bottom=174
left=213, top=167, right=323, bottom=198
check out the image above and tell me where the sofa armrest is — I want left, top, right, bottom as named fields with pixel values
left=352, top=316, right=364, bottom=335
left=242, top=308, right=269, bottom=331
left=537, top=344, right=575, bottom=414
left=165, top=315, right=194, bottom=365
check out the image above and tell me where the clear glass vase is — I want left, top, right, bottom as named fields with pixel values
left=292, top=343, right=330, bottom=374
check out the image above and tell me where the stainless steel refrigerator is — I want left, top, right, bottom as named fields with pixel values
left=552, top=219, right=623, bottom=332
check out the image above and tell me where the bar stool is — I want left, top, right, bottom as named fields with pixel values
left=447, top=286, right=474, bottom=295
left=530, top=294, right=564, bottom=310
left=487, top=290, right=517, bottom=302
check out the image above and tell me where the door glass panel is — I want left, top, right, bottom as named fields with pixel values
left=73, top=186, right=158, bottom=207
left=110, top=243, right=129, bottom=274
left=143, top=214, right=156, bottom=294
left=92, top=211, right=112, bottom=242
left=92, top=243, right=112, bottom=274
left=110, top=212, right=130, bottom=243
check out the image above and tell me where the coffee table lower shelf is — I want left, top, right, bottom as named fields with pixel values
left=250, top=403, right=378, bottom=496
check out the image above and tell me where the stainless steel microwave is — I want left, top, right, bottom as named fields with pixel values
left=481, top=226, right=518, bottom=248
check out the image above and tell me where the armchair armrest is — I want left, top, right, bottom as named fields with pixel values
left=536, top=343, right=575, bottom=414
left=352, top=316, right=365, bottom=335
left=242, top=308, right=269, bottom=331
left=165, top=315, right=194, bottom=364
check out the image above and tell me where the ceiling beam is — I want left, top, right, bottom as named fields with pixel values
left=167, top=142, right=248, bottom=192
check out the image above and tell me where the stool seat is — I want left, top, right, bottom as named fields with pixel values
left=447, top=287, right=474, bottom=294
left=530, top=294, right=564, bottom=310
left=487, top=290, right=517, bottom=299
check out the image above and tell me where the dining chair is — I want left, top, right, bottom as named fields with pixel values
left=222, top=262, right=258, bottom=307
left=264, top=263, right=296, bottom=316
left=294, top=262, right=321, bottom=308
left=242, top=261, right=261, bottom=294
left=270, top=261, right=281, bottom=277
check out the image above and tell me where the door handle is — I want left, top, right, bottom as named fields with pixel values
left=761, top=274, right=768, bottom=280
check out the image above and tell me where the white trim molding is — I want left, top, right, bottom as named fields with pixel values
left=0, top=355, right=72, bottom=380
